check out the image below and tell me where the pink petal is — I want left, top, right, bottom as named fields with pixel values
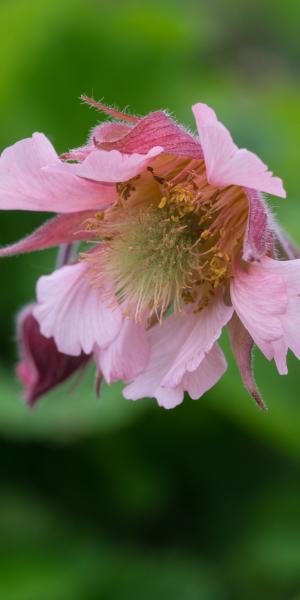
left=95, top=318, right=149, bottom=384
left=124, top=343, right=227, bottom=409
left=262, top=257, right=300, bottom=363
left=0, top=133, right=117, bottom=212
left=0, top=211, right=96, bottom=257
left=34, top=262, right=122, bottom=356
left=230, top=261, right=288, bottom=373
left=161, top=298, right=232, bottom=388
left=192, top=103, right=286, bottom=197
left=227, top=313, right=266, bottom=410
left=123, top=295, right=232, bottom=408
left=174, top=344, right=227, bottom=404
left=72, top=146, right=163, bottom=183
left=97, top=111, right=203, bottom=159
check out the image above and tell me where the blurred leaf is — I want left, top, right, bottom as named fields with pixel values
left=0, top=366, right=140, bottom=441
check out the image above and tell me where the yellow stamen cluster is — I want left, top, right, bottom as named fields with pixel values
left=82, top=158, right=248, bottom=321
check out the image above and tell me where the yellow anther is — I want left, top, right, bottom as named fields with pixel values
left=200, top=229, right=211, bottom=240
left=158, top=196, right=167, bottom=209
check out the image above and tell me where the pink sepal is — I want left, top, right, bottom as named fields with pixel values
left=96, top=111, right=203, bottom=159
left=227, top=313, right=266, bottom=410
left=0, top=211, right=96, bottom=257
left=242, top=188, right=269, bottom=261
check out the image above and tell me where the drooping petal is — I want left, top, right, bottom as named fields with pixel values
left=123, top=295, right=232, bottom=408
left=0, top=211, right=96, bottom=257
left=261, top=257, right=300, bottom=362
left=227, top=313, right=266, bottom=410
left=97, top=111, right=203, bottom=159
left=34, top=262, right=122, bottom=356
left=192, top=103, right=286, bottom=197
left=16, top=304, right=90, bottom=405
left=230, top=261, right=288, bottom=373
left=124, top=343, right=227, bottom=409
left=95, top=317, right=149, bottom=384
left=160, top=297, right=232, bottom=388
left=0, top=133, right=117, bottom=212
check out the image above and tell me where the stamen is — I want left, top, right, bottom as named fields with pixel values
left=82, top=157, right=248, bottom=321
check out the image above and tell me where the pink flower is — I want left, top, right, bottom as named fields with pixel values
left=16, top=305, right=90, bottom=405
left=0, top=97, right=297, bottom=410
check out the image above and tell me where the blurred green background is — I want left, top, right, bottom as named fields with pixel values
left=1, top=0, right=300, bottom=598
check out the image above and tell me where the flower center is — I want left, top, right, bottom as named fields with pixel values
left=83, top=158, right=248, bottom=321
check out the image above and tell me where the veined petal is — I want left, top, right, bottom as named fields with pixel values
left=124, top=343, right=227, bottom=409
left=261, top=257, right=300, bottom=363
left=123, top=295, right=232, bottom=408
left=160, top=296, right=232, bottom=387
left=0, top=133, right=117, bottom=212
left=230, top=261, right=288, bottom=373
left=192, top=103, right=286, bottom=197
left=95, top=318, right=149, bottom=384
left=34, top=262, right=122, bottom=356
left=0, top=211, right=95, bottom=257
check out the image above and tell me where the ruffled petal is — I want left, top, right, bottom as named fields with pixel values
left=95, top=318, right=149, bottom=384
left=230, top=261, right=288, bottom=373
left=192, top=103, right=286, bottom=197
left=262, top=257, right=300, bottom=363
left=0, top=133, right=117, bottom=212
left=0, top=211, right=96, bottom=257
left=124, top=343, right=227, bottom=409
left=34, top=262, right=122, bottom=356
left=123, top=295, right=232, bottom=408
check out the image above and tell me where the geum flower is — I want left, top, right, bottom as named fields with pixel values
left=0, top=97, right=297, bottom=410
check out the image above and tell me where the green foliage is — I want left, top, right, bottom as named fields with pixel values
left=1, top=0, right=300, bottom=598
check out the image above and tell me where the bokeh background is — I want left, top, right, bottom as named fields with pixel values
left=0, top=0, right=300, bottom=598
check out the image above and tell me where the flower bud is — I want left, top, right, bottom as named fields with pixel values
left=16, top=305, right=90, bottom=405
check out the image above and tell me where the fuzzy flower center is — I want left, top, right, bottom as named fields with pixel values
left=83, top=158, right=248, bottom=321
